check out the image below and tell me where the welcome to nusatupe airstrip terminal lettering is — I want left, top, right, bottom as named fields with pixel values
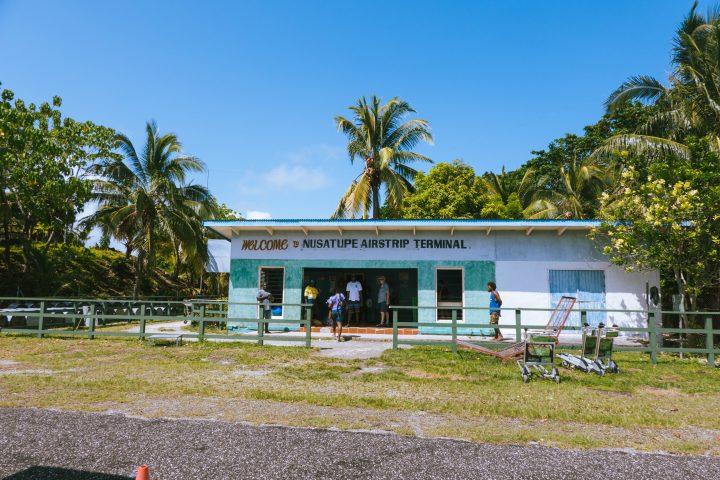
left=241, top=238, right=469, bottom=251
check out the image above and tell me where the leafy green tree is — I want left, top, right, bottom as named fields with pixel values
left=591, top=138, right=720, bottom=312
left=480, top=192, right=525, bottom=219
left=0, top=84, right=116, bottom=272
left=399, top=161, right=485, bottom=218
left=87, top=121, right=214, bottom=297
left=211, top=201, right=242, bottom=220
left=333, top=96, right=433, bottom=218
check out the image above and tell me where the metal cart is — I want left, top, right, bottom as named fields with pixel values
left=518, top=330, right=561, bottom=383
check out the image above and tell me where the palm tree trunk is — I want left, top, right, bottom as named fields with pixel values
left=371, top=183, right=381, bottom=219
left=132, top=251, right=142, bottom=299
left=171, top=241, right=180, bottom=281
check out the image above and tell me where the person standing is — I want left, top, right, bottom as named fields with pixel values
left=256, top=283, right=272, bottom=334
left=377, top=276, right=391, bottom=327
left=345, top=275, right=362, bottom=327
left=487, top=281, right=503, bottom=341
left=326, top=288, right=346, bottom=341
left=304, top=280, right=319, bottom=320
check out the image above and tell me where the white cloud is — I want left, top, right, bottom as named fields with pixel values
left=246, top=210, right=272, bottom=219
left=286, top=144, right=343, bottom=164
left=266, top=164, right=330, bottom=191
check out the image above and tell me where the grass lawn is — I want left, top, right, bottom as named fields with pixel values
left=1, top=335, right=719, bottom=455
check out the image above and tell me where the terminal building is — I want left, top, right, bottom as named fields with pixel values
left=204, top=219, right=659, bottom=336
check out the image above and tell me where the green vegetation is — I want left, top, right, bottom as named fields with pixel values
left=0, top=244, right=185, bottom=298
left=1, top=336, right=718, bottom=454
left=591, top=2, right=720, bottom=312
left=0, top=86, right=235, bottom=298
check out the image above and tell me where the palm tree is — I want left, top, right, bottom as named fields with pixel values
left=333, top=96, right=433, bottom=218
left=526, top=157, right=613, bottom=219
left=86, top=121, right=214, bottom=297
left=595, top=2, right=720, bottom=160
left=482, top=166, right=539, bottom=211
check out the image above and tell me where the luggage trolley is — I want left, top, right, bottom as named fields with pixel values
left=558, top=323, right=620, bottom=375
left=518, top=330, right=561, bottom=383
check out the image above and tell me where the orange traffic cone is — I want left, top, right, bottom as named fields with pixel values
left=135, top=465, right=150, bottom=480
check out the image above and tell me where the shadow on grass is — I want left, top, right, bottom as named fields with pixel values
left=3, top=466, right=132, bottom=480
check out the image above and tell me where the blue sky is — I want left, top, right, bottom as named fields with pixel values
left=0, top=0, right=701, bottom=219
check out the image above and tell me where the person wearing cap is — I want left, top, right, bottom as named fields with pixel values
left=256, top=282, right=272, bottom=334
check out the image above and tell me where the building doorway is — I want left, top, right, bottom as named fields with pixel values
left=302, top=268, right=418, bottom=327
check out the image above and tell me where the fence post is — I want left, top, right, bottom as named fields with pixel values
left=706, top=316, right=715, bottom=367
left=37, top=300, right=45, bottom=338
left=392, top=309, right=398, bottom=350
left=198, top=304, right=206, bottom=342
left=139, top=304, right=146, bottom=340
left=88, top=305, right=96, bottom=340
left=258, top=309, right=264, bottom=346
left=305, top=307, right=312, bottom=348
left=648, top=311, right=658, bottom=365
left=451, top=309, right=458, bottom=354
left=580, top=310, right=587, bottom=329
left=515, top=309, right=521, bottom=342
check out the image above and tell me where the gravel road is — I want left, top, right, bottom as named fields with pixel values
left=0, top=408, right=717, bottom=480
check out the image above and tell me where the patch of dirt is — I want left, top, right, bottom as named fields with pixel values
left=233, top=369, right=270, bottom=378
left=0, top=360, right=54, bottom=376
left=0, top=369, right=55, bottom=376
left=640, top=387, right=687, bottom=398
left=351, top=365, right=387, bottom=376
left=586, top=388, right=633, bottom=398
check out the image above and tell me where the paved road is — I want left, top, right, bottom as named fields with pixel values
left=0, top=408, right=717, bottom=480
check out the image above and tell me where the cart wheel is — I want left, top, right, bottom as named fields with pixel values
left=553, top=372, right=561, bottom=384
left=597, top=368, right=605, bottom=377
left=561, top=361, right=569, bottom=368
left=522, top=372, right=530, bottom=383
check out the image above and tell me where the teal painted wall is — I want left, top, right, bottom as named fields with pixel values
left=229, top=258, right=494, bottom=335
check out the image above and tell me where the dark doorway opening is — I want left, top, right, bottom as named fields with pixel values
left=302, top=268, right=418, bottom=327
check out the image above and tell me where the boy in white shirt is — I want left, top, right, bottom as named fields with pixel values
left=345, top=275, right=362, bottom=327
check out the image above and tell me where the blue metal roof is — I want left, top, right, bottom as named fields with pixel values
left=205, top=218, right=600, bottom=229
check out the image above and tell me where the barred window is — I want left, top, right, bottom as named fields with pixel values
left=437, top=268, right=463, bottom=321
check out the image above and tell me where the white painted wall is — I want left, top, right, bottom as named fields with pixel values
left=495, top=260, right=658, bottom=336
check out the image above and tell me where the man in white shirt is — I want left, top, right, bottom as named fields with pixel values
left=345, top=275, right=362, bottom=327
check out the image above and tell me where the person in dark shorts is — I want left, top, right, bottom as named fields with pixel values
left=377, top=276, right=390, bottom=327
left=256, top=282, right=272, bottom=334
left=326, top=288, right=346, bottom=341
left=487, top=281, right=503, bottom=340
left=345, top=275, right=362, bottom=327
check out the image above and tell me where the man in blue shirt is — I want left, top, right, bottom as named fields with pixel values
left=487, top=281, right=503, bottom=341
